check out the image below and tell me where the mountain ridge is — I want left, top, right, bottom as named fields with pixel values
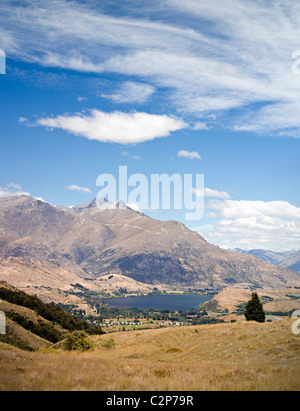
left=0, top=195, right=299, bottom=291
left=230, top=248, right=300, bottom=273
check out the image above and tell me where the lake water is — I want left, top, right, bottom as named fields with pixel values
left=104, top=294, right=212, bottom=311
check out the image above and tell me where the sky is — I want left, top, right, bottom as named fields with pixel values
left=0, top=0, right=300, bottom=251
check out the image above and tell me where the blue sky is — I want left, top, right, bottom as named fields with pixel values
left=0, top=0, right=300, bottom=251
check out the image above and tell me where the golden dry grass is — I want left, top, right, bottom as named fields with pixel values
left=0, top=318, right=299, bottom=391
left=204, top=286, right=300, bottom=313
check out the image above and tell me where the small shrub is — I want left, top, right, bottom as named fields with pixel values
left=101, top=336, right=116, bottom=349
left=153, top=368, right=171, bottom=378
left=64, top=331, right=94, bottom=352
left=166, top=347, right=182, bottom=354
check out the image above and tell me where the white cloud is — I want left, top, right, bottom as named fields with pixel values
left=65, top=185, right=92, bottom=194
left=6, top=182, right=22, bottom=190
left=36, top=110, right=187, bottom=144
left=193, top=122, right=209, bottom=131
left=209, top=200, right=300, bottom=220
left=121, top=150, right=141, bottom=159
left=192, top=187, right=231, bottom=199
left=202, top=199, right=300, bottom=251
left=101, top=82, right=155, bottom=104
left=0, top=183, right=29, bottom=198
left=178, top=150, right=201, bottom=160
left=205, top=188, right=231, bottom=200
left=2, top=0, right=300, bottom=134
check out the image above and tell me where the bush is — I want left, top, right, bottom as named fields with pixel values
left=64, top=331, right=94, bottom=352
left=153, top=369, right=171, bottom=378
left=101, top=336, right=116, bottom=349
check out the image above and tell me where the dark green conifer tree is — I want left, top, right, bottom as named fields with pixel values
left=244, top=292, right=266, bottom=323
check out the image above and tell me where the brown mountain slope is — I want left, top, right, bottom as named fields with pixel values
left=202, top=286, right=300, bottom=313
left=0, top=195, right=299, bottom=290
left=0, top=281, right=105, bottom=351
left=0, top=258, right=162, bottom=304
left=0, top=282, right=59, bottom=350
left=230, top=248, right=300, bottom=273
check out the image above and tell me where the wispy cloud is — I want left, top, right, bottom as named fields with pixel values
left=121, top=151, right=141, bottom=159
left=0, top=183, right=29, bottom=198
left=65, top=185, right=92, bottom=194
left=192, top=122, right=209, bottom=131
left=35, top=110, right=187, bottom=144
left=101, top=82, right=155, bottom=104
left=2, top=0, right=300, bottom=135
left=6, top=182, right=22, bottom=190
left=192, top=187, right=231, bottom=199
left=178, top=150, right=201, bottom=160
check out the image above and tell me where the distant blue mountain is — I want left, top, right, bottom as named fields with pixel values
left=230, top=248, right=300, bottom=273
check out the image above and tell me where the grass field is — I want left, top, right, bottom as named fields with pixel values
left=0, top=318, right=299, bottom=391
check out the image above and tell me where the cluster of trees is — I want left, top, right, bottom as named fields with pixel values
left=0, top=287, right=104, bottom=335
left=6, top=311, right=63, bottom=343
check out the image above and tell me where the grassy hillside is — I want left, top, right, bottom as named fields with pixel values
left=0, top=318, right=299, bottom=391
left=0, top=282, right=104, bottom=351
left=202, top=287, right=300, bottom=314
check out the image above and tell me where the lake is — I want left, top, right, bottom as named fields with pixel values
left=104, top=294, right=212, bottom=311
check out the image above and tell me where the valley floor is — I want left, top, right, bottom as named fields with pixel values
left=0, top=318, right=299, bottom=391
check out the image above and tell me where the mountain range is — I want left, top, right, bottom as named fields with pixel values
left=230, top=248, right=300, bottom=273
left=0, top=195, right=299, bottom=294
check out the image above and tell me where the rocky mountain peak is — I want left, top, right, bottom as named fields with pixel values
left=0, top=194, right=299, bottom=289
left=72, top=198, right=133, bottom=213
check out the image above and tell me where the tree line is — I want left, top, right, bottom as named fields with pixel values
left=0, top=287, right=104, bottom=335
